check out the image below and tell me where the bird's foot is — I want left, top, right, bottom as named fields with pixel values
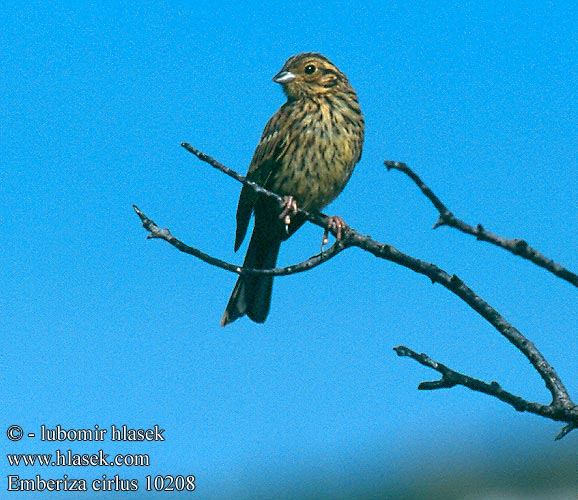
left=279, top=195, right=298, bottom=233
left=322, top=215, right=346, bottom=249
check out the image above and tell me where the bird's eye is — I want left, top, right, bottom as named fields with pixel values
left=304, top=64, right=316, bottom=74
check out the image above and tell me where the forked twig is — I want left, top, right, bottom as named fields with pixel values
left=385, top=160, right=578, bottom=287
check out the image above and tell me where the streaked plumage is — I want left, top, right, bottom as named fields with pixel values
left=221, top=52, right=364, bottom=326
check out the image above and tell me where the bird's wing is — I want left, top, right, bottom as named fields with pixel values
left=234, top=104, right=292, bottom=251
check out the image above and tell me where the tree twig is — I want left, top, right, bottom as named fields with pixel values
left=393, top=346, right=578, bottom=424
left=384, top=160, right=578, bottom=288
left=132, top=204, right=346, bottom=277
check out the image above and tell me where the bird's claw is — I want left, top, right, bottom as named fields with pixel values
left=321, top=216, right=346, bottom=249
left=279, top=195, right=298, bottom=233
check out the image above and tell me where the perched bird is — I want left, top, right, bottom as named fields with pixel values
left=221, top=52, right=364, bottom=326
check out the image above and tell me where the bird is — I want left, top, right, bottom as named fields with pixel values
left=220, top=52, right=364, bottom=326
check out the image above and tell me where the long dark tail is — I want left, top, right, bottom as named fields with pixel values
left=220, top=226, right=281, bottom=326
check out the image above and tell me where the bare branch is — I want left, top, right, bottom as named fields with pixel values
left=385, top=160, right=578, bottom=288
left=341, top=231, right=573, bottom=409
left=394, top=346, right=578, bottom=433
left=133, top=205, right=346, bottom=277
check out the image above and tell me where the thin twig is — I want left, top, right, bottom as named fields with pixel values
left=133, top=205, right=346, bottom=277
left=385, top=160, right=578, bottom=288
left=393, top=346, right=578, bottom=428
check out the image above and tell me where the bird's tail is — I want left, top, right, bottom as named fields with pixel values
left=220, top=228, right=281, bottom=326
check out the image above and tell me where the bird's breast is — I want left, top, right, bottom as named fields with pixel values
left=268, top=100, right=362, bottom=211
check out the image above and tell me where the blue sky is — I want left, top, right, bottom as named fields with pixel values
left=2, top=2, right=577, bottom=498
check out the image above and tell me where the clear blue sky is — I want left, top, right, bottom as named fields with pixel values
left=2, top=2, right=577, bottom=498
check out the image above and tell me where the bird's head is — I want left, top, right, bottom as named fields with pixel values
left=272, top=52, right=351, bottom=99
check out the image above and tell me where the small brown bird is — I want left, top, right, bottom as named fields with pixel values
left=221, top=52, right=364, bottom=326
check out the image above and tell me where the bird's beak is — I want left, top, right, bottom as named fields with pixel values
left=273, top=70, right=296, bottom=84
